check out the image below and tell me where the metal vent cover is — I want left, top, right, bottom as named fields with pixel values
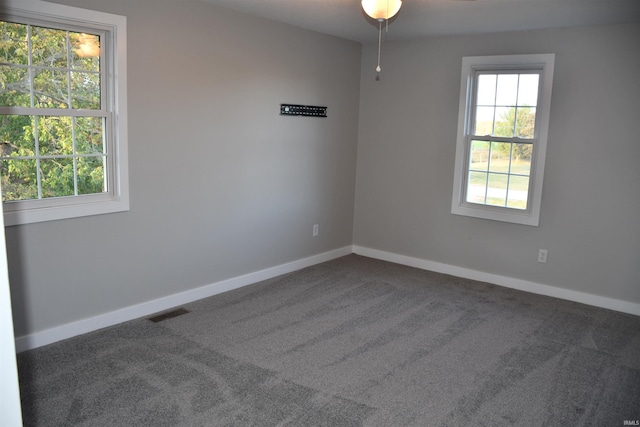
left=147, top=308, right=190, bottom=323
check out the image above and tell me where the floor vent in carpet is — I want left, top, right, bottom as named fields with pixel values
left=147, top=308, right=190, bottom=323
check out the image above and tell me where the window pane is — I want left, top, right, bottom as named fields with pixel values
left=1, top=22, right=110, bottom=203
left=489, top=142, right=511, bottom=173
left=486, top=173, right=508, bottom=207
left=493, top=106, right=514, bottom=137
left=476, top=74, right=496, bottom=105
left=70, top=71, right=100, bottom=109
left=470, top=140, right=489, bottom=171
left=76, top=117, right=104, bottom=154
left=70, top=33, right=100, bottom=71
left=507, top=175, right=529, bottom=210
left=77, top=155, right=105, bottom=195
left=467, top=171, right=487, bottom=204
left=517, top=74, right=539, bottom=106
left=37, top=116, right=73, bottom=156
left=31, top=26, right=68, bottom=68
left=0, top=66, right=31, bottom=107
left=0, top=21, right=28, bottom=65
left=0, top=115, right=35, bottom=157
left=33, top=69, right=69, bottom=108
left=1, top=158, right=37, bottom=201
left=495, top=74, right=518, bottom=106
left=515, top=107, right=536, bottom=139
left=474, top=106, right=494, bottom=135
left=511, top=143, right=532, bottom=175
left=40, top=157, right=75, bottom=198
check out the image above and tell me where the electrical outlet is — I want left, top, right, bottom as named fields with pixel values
left=313, top=224, right=319, bottom=237
left=538, top=249, right=548, bottom=263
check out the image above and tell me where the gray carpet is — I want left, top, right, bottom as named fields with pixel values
left=17, top=255, right=640, bottom=426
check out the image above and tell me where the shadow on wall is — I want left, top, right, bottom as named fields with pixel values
left=4, top=225, right=31, bottom=341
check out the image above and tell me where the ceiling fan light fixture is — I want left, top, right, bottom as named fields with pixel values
left=362, top=0, right=403, bottom=21
left=362, top=0, right=403, bottom=75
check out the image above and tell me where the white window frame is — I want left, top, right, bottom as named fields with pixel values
left=0, top=0, right=128, bottom=226
left=451, top=54, right=554, bottom=227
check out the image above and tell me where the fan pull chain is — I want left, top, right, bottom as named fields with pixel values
left=376, top=20, right=382, bottom=73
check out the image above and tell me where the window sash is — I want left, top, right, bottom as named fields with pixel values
left=460, top=68, right=543, bottom=214
left=0, top=113, right=112, bottom=200
left=1, top=17, right=112, bottom=201
left=469, top=69, right=542, bottom=140
left=461, top=136, right=536, bottom=212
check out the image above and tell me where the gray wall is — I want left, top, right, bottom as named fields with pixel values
left=7, top=0, right=640, bottom=340
left=354, top=24, right=640, bottom=304
left=7, top=0, right=362, bottom=337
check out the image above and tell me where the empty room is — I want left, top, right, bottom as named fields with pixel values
left=1, top=0, right=639, bottom=425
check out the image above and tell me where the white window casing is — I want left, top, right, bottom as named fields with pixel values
left=0, top=0, right=128, bottom=226
left=451, top=54, right=555, bottom=226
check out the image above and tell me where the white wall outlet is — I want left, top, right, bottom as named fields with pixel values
left=313, top=224, right=319, bottom=237
left=538, top=249, right=548, bottom=263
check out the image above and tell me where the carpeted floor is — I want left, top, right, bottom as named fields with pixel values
left=17, top=255, right=640, bottom=426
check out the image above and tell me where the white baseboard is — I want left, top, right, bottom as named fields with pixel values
left=16, top=244, right=639, bottom=352
left=15, top=246, right=353, bottom=352
left=353, top=245, right=640, bottom=317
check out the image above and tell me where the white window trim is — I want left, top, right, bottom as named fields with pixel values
left=451, top=54, right=555, bottom=226
left=0, top=0, right=128, bottom=226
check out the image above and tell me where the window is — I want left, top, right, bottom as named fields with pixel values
left=0, top=0, right=128, bottom=226
left=451, top=54, right=554, bottom=226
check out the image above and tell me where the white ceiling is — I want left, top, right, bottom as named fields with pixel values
left=199, top=0, right=640, bottom=43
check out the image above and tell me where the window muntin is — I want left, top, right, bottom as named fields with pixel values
left=451, top=54, right=555, bottom=226
left=0, top=0, right=128, bottom=226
